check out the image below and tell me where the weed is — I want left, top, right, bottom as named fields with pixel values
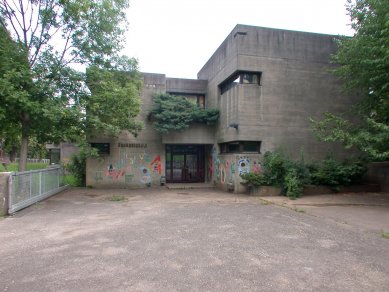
left=108, top=195, right=128, bottom=202
left=381, top=232, right=389, bottom=239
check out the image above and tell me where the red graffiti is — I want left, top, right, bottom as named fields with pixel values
left=106, top=169, right=125, bottom=180
left=150, top=155, right=162, bottom=174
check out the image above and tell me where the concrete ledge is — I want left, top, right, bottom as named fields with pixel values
left=249, top=186, right=282, bottom=197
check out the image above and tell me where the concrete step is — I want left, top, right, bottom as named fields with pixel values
left=165, top=183, right=215, bottom=190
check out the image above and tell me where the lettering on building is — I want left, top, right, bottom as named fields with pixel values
left=118, top=143, right=148, bottom=149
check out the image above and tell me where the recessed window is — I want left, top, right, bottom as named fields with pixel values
left=168, top=92, right=205, bottom=108
left=220, top=141, right=261, bottom=154
left=219, top=71, right=262, bottom=95
left=90, top=143, right=110, bottom=155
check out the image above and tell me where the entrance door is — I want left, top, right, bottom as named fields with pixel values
left=166, top=145, right=204, bottom=183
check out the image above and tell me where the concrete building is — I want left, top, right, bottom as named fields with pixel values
left=86, top=25, right=358, bottom=192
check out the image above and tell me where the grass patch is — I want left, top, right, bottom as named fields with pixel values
left=382, top=232, right=389, bottom=239
left=64, top=174, right=79, bottom=187
left=295, top=208, right=306, bottom=213
left=0, top=162, right=49, bottom=172
left=108, top=195, right=128, bottom=202
left=259, top=199, right=271, bottom=205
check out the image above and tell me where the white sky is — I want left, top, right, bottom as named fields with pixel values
left=124, top=0, right=353, bottom=79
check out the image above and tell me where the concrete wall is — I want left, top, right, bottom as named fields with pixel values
left=198, top=25, right=360, bottom=162
left=209, top=144, right=262, bottom=193
left=86, top=25, right=363, bottom=191
left=162, top=124, right=215, bottom=144
left=366, top=162, right=389, bottom=192
left=86, top=74, right=214, bottom=188
left=86, top=73, right=166, bottom=188
left=166, top=78, right=207, bottom=94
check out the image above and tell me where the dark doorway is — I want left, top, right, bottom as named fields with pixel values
left=166, top=145, right=205, bottom=183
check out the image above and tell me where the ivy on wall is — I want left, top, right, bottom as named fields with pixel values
left=149, top=93, right=219, bottom=134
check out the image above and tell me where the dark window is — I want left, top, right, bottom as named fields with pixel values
left=168, top=92, right=206, bottom=108
left=219, top=141, right=261, bottom=154
left=219, top=71, right=262, bottom=95
left=90, top=143, right=110, bottom=155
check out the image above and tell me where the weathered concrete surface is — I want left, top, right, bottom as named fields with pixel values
left=0, top=172, right=10, bottom=216
left=261, top=192, right=389, bottom=233
left=0, top=188, right=388, bottom=291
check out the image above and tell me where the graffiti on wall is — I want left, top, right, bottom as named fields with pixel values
left=209, top=152, right=262, bottom=186
left=238, top=156, right=250, bottom=175
left=150, top=155, right=162, bottom=174
left=93, top=144, right=163, bottom=186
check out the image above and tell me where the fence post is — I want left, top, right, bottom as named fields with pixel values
left=39, top=171, right=42, bottom=197
left=0, top=173, right=11, bottom=216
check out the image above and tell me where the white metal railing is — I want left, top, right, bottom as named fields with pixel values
left=8, top=166, right=67, bottom=213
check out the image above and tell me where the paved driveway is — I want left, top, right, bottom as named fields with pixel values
left=0, top=188, right=388, bottom=291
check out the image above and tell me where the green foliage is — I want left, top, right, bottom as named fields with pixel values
left=241, top=149, right=309, bottom=198
left=66, top=144, right=99, bottom=187
left=0, top=0, right=136, bottom=171
left=85, top=58, right=143, bottom=137
left=309, top=155, right=367, bottom=186
left=312, top=0, right=389, bottom=161
left=149, top=93, right=219, bottom=134
left=241, top=150, right=367, bottom=199
left=0, top=163, right=48, bottom=172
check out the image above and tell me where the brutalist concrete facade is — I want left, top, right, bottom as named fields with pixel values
left=86, top=25, right=359, bottom=192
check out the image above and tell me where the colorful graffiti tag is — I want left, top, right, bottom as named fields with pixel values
left=95, top=147, right=163, bottom=186
left=238, top=157, right=250, bottom=175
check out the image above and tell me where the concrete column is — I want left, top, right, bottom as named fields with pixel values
left=0, top=172, right=11, bottom=216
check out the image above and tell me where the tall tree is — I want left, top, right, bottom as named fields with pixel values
left=311, top=0, right=389, bottom=161
left=0, top=0, right=141, bottom=171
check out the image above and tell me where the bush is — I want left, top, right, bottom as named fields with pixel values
left=67, top=146, right=99, bottom=187
left=309, top=156, right=367, bottom=186
left=241, top=150, right=367, bottom=199
left=284, top=168, right=303, bottom=199
left=241, top=149, right=310, bottom=198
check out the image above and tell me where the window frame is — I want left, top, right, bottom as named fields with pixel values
left=219, top=141, right=261, bottom=154
left=219, top=71, right=262, bottom=95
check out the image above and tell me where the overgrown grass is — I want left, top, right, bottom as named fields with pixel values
left=64, top=174, right=79, bottom=187
left=0, top=163, right=49, bottom=172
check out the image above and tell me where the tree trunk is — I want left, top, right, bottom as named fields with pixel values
left=9, top=147, right=17, bottom=162
left=19, top=114, right=30, bottom=172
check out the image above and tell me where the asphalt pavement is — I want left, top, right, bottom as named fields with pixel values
left=0, top=188, right=388, bottom=291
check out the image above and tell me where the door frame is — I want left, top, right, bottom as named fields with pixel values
left=166, top=144, right=205, bottom=183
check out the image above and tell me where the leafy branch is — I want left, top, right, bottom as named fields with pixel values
left=149, top=93, right=219, bottom=134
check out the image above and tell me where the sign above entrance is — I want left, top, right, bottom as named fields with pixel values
left=118, top=143, right=147, bottom=149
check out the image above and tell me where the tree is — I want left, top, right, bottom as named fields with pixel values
left=0, top=0, right=141, bottom=171
left=311, top=0, right=389, bottom=161
left=149, top=93, right=219, bottom=134
left=85, top=56, right=143, bottom=137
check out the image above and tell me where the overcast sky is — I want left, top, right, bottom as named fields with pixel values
left=124, top=0, right=353, bottom=79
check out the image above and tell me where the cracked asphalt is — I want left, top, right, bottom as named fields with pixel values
left=0, top=188, right=388, bottom=291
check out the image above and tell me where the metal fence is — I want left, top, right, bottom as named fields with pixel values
left=15, top=158, right=50, bottom=164
left=8, top=166, right=68, bottom=213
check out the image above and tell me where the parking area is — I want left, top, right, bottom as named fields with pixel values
left=0, top=187, right=388, bottom=291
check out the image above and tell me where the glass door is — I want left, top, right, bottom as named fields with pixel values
left=166, top=145, right=205, bottom=183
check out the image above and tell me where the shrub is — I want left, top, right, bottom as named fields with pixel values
left=67, top=145, right=99, bottom=187
left=284, top=168, right=303, bottom=199
left=241, top=150, right=367, bottom=199
left=309, top=156, right=367, bottom=186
